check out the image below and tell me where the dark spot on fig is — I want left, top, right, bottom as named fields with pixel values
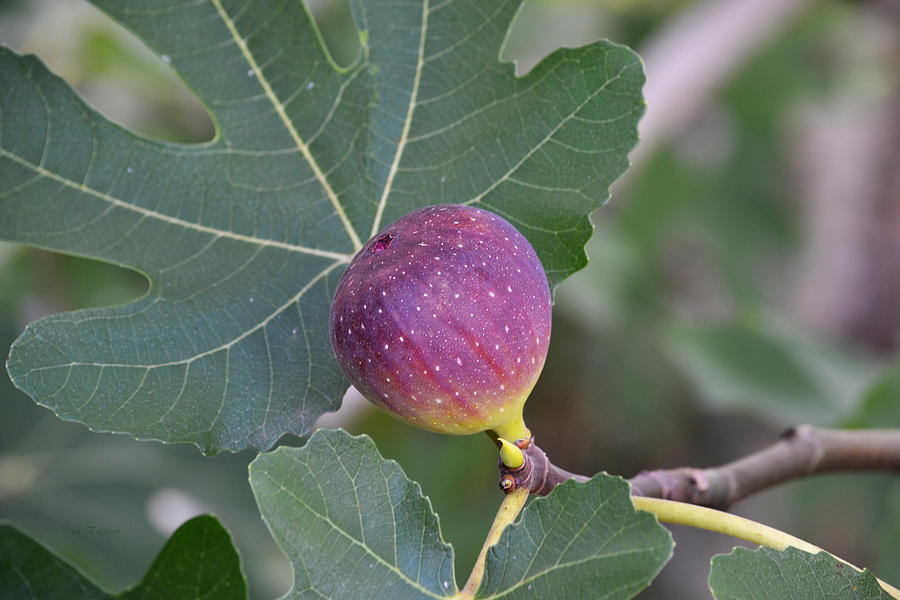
left=372, top=233, right=394, bottom=253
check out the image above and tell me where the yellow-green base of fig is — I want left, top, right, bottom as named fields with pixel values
left=488, top=416, right=531, bottom=446
left=380, top=390, right=533, bottom=441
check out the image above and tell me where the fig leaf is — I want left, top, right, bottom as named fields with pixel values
left=1, top=0, right=644, bottom=453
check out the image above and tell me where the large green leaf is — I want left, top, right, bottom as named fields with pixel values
left=249, top=429, right=672, bottom=600
left=0, top=515, right=246, bottom=599
left=249, top=429, right=457, bottom=599
left=1, top=0, right=645, bottom=453
left=476, top=475, right=673, bottom=599
left=709, top=546, right=892, bottom=600
left=0, top=524, right=107, bottom=600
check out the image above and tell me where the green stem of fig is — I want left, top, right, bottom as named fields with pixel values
left=487, top=407, right=531, bottom=448
left=457, top=485, right=529, bottom=598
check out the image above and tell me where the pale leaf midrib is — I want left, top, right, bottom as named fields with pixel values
left=368, top=0, right=429, bottom=238
left=258, top=466, right=451, bottom=600
left=209, top=0, right=363, bottom=252
left=480, top=544, right=669, bottom=599
left=0, top=148, right=352, bottom=262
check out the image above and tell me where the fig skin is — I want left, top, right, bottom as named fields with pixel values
left=329, top=204, right=551, bottom=440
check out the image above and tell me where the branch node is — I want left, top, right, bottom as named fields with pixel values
left=502, top=426, right=900, bottom=507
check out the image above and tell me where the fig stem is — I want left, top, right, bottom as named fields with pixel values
left=504, top=425, right=900, bottom=503
left=489, top=416, right=532, bottom=449
left=458, top=485, right=529, bottom=598
left=497, top=438, right=589, bottom=496
left=490, top=430, right=900, bottom=598
left=633, top=497, right=900, bottom=598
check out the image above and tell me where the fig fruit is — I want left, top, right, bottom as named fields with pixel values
left=329, top=204, right=551, bottom=441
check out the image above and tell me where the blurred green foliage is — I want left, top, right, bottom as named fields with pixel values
left=1, top=0, right=898, bottom=598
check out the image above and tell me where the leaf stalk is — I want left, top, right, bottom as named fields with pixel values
left=457, top=486, right=529, bottom=598
left=633, top=497, right=900, bottom=598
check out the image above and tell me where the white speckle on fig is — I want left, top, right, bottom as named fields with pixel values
left=329, top=204, right=551, bottom=435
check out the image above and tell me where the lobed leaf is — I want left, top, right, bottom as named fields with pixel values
left=476, top=474, right=673, bottom=599
left=249, top=428, right=456, bottom=599
left=1, top=0, right=645, bottom=453
left=249, top=430, right=672, bottom=600
left=0, top=515, right=246, bottom=599
left=709, top=546, right=893, bottom=600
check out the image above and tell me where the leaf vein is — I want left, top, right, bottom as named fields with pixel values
left=369, top=0, right=429, bottom=237
left=0, top=148, right=352, bottom=262
left=464, top=64, right=632, bottom=206
left=19, top=261, right=345, bottom=372
left=208, top=0, right=363, bottom=251
left=257, top=468, right=446, bottom=599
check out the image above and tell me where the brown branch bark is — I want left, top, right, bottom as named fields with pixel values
left=500, top=426, right=900, bottom=508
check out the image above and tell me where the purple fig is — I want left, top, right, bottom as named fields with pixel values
left=329, top=204, right=551, bottom=441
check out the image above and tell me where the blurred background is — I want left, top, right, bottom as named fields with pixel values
left=1, top=0, right=899, bottom=597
